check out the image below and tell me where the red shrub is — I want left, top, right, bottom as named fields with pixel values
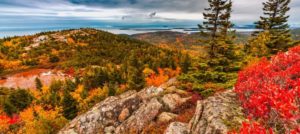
left=0, top=114, right=20, bottom=125
left=228, top=121, right=273, bottom=134
left=235, top=46, right=300, bottom=131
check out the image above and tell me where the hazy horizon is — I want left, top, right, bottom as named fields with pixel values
left=1, top=0, right=300, bottom=37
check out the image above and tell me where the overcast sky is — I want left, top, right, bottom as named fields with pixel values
left=0, top=0, right=300, bottom=25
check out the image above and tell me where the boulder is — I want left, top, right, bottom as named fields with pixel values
left=164, top=122, right=189, bottom=134
left=157, top=112, right=178, bottom=123
left=58, top=90, right=142, bottom=134
left=188, top=90, right=245, bottom=134
left=162, top=94, right=191, bottom=111
left=115, top=98, right=163, bottom=134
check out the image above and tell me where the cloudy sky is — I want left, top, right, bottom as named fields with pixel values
left=0, top=0, right=300, bottom=26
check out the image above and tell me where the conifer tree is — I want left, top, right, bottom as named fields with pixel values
left=35, top=77, right=43, bottom=91
left=199, top=0, right=234, bottom=57
left=62, top=90, right=78, bottom=120
left=181, top=53, right=192, bottom=73
left=254, top=0, right=292, bottom=54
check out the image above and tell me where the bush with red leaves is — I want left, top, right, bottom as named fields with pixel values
left=228, top=121, right=273, bottom=134
left=0, top=114, right=20, bottom=125
left=235, top=46, right=300, bottom=132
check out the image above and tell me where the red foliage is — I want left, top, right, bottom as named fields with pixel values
left=0, top=114, right=20, bottom=125
left=235, top=46, right=300, bottom=130
left=228, top=121, right=273, bottom=134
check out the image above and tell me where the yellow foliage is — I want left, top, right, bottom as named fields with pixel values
left=42, top=86, right=50, bottom=95
left=18, top=105, right=68, bottom=134
left=0, top=60, right=22, bottom=70
left=143, top=68, right=155, bottom=76
left=85, top=87, right=109, bottom=104
left=71, top=85, right=88, bottom=112
left=78, top=42, right=88, bottom=47
left=71, top=84, right=84, bottom=102
left=247, top=31, right=270, bottom=57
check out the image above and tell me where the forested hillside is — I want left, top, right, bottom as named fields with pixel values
left=0, top=29, right=190, bottom=133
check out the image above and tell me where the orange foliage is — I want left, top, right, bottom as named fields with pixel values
left=0, top=118, right=10, bottom=133
left=3, top=41, right=13, bottom=47
left=67, top=37, right=75, bottom=44
left=145, top=67, right=181, bottom=87
left=0, top=60, right=22, bottom=70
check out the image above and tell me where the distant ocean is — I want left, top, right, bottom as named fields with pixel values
left=0, top=19, right=256, bottom=38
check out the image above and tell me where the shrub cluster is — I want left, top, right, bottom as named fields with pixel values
left=235, top=46, right=300, bottom=132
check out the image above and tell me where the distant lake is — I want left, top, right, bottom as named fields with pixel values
left=0, top=19, right=256, bottom=38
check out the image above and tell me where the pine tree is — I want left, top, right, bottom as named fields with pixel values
left=254, top=0, right=292, bottom=54
left=35, top=77, right=43, bottom=91
left=181, top=53, right=192, bottom=73
left=62, top=90, right=78, bottom=120
left=199, top=0, right=234, bottom=57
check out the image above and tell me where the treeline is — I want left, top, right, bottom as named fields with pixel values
left=179, top=0, right=295, bottom=97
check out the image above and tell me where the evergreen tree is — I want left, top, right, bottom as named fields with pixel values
left=62, top=90, right=78, bottom=120
left=199, top=0, right=234, bottom=57
left=0, top=64, right=3, bottom=74
left=127, top=67, right=145, bottom=90
left=3, top=89, right=33, bottom=116
left=181, top=54, right=192, bottom=73
left=254, top=0, right=292, bottom=54
left=35, top=77, right=43, bottom=91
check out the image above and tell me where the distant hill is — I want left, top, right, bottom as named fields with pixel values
left=292, top=28, right=300, bottom=40
left=131, top=29, right=300, bottom=48
left=0, top=28, right=182, bottom=74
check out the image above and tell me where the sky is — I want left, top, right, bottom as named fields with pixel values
left=0, top=0, right=300, bottom=27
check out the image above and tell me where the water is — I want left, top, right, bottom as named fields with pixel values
left=0, top=18, right=256, bottom=38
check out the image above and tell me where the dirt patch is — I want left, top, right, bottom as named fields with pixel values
left=0, top=69, right=72, bottom=89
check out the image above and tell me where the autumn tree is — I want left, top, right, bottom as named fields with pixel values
left=254, top=0, right=292, bottom=54
left=199, top=0, right=234, bottom=57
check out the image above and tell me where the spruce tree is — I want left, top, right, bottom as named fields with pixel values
left=199, top=0, right=234, bottom=57
left=181, top=53, right=192, bottom=73
left=35, top=77, right=43, bottom=91
left=254, top=0, right=292, bottom=54
left=62, top=90, right=78, bottom=120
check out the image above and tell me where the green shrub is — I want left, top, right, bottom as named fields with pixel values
left=3, top=89, right=33, bottom=115
left=200, top=89, right=215, bottom=98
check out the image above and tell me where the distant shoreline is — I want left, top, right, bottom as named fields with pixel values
left=0, top=27, right=259, bottom=39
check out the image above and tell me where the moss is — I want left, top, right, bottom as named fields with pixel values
left=200, top=89, right=215, bottom=98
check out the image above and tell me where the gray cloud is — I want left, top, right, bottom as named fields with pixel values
left=0, top=0, right=300, bottom=24
left=68, top=0, right=208, bottom=12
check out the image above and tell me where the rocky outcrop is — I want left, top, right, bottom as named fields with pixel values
left=59, top=79, right=245, bottom=134
left=59, top=78, right=193, bottom=134
left=188, top=90, right=245, bottom=134
left=59, top=90, right=142, bottom=134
